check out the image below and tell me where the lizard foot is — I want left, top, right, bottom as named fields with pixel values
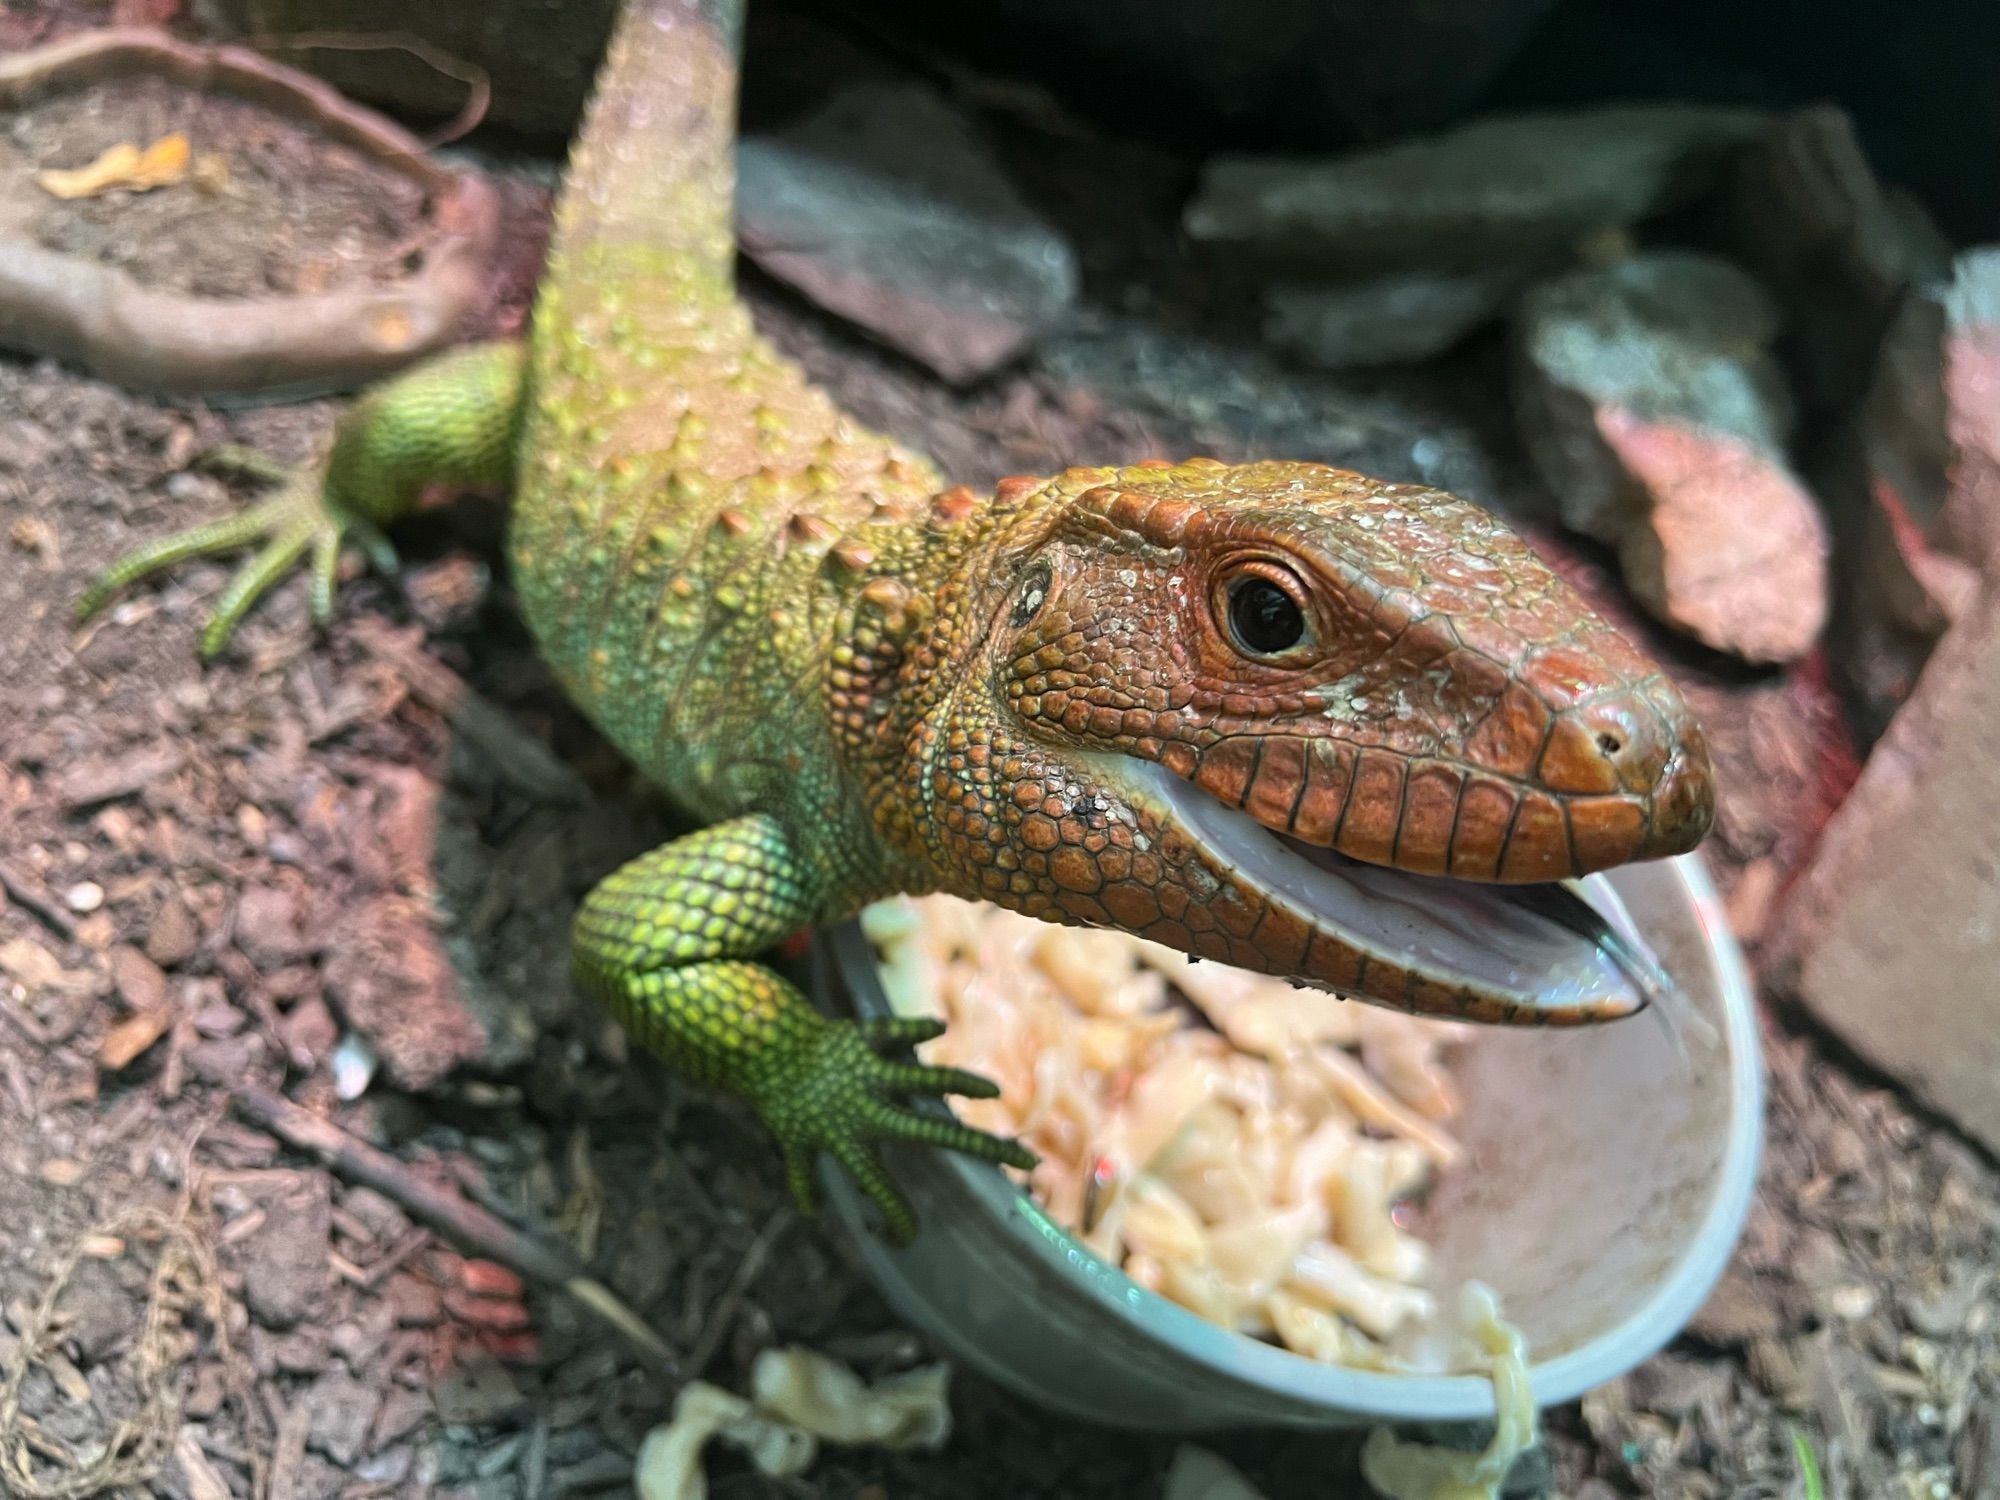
left=768, top=1014, right=1035, bottom=1246
left=76, top=448, right=397, bottom=660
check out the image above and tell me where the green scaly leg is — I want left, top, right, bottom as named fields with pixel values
left=573, top=814, right=1034, bottom=1243
left=78, top=341, right=526, bottom=659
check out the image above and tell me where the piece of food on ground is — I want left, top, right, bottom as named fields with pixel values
left=634, top=1345, right=951, bottom=1500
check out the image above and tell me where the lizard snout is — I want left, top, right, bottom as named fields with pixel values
left=1541, top=684, right=1716, bottom=871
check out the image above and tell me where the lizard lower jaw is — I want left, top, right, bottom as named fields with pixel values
left=1127, top=761, right=1673, bottom=1022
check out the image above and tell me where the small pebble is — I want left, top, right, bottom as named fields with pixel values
left=64, top=880, right=104, bottom=913
left=146, top=895, right=201, bottom=967
left=332, top=1031, right=378, bottom=1100
left=165, top=470, right=220, bottom=503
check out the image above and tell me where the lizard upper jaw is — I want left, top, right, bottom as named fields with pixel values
left=1126, top=760, right=1673, bottom=1021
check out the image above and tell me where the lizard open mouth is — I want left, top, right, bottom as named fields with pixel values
left=1126, top=761, right=1674, bottom=1022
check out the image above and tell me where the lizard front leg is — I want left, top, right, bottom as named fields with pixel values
left=78, top=340, right=525, bottom=658
left=573, top=813, right=1034, bottom=1243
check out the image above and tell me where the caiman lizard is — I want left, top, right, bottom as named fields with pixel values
left=77, top=0, right=1716, bottom=1242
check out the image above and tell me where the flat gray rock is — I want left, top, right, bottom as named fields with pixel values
left=737, top=83, right=1078, bottom=386
left=1261, top=268, right=1525, bottom=370
left=1185, top=105, right=1763, bottom=277
left=1514, top=253, right=1791, bottom=522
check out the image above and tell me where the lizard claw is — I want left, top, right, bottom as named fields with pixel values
left=764, top=1016, right=1034, bottom=1246
left=77, top=452, right=392, bottom=660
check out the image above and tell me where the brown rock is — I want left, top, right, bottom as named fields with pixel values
left=1769, top=582, right=2000, bottom=1152
left=369, top=1387, right=434, bottom=1452
left=1625, top=1355, right=1734, bottom=1419
left=145, top=892, right=201, bottom=967
left=736, top=84, right=1077, bottom=385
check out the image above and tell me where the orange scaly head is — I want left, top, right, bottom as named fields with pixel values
left=902, top=458, right=1716, bottom=1025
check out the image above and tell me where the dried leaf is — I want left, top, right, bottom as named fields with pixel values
left=38, top=134, right=191, bottom=199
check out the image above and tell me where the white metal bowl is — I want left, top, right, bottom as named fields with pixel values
left=810, top=852, right=1762, bottom=1432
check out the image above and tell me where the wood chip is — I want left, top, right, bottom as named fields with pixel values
left=44, top=1349, right=91, bottom=1403
left=0, top=935, right=74, bottom=991
left=58, top=745, right=186, bottom=810
left=174, top=1427, right=234, bottom=1500
left=269, top=1400, right=311, bottom=1500
left=99, top=1007, right=173, bottom=1070
left=110, top=945, right=170, bottom=1013
left=0, top=866, right=78, bottom=942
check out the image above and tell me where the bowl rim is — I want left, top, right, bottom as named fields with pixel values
left=830, top=851, right=1764, bottom=1424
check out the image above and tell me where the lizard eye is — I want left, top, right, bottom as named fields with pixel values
left=1222, top=564, right=1311, bottom=656
left=1011, top=560, right=1053, bottom=627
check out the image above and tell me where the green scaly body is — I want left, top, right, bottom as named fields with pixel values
left=79, top=0, right=1717, bottom=1241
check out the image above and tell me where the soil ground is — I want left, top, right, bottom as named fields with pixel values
left=7, top=75, right=430, bottom=299
left=1, top=8, right=1996, bottom=1500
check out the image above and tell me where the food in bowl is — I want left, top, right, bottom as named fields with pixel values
left=864, top=893, right=1497, bottom=1373
left=864, top=893, right=1549, bottom=1495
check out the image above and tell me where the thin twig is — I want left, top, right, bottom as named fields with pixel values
left=0, top=865, right=76, bottom=944
left=232, top=1087, right=678, bottom=1377
left=248, top=30, right=492, bottom=148
left=685, top=1208, right=792, bottom=1378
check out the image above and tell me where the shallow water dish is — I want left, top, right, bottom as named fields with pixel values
left=811, top=852, right=1762, bottom=1431
left=0, top=28, right=499, bottom=400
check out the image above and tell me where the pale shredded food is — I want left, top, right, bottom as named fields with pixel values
left=635, top=1346, right=951, bottom=1500
left=864, top=894, right=1540, bottom=1498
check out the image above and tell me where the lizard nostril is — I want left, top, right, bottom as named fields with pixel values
left=1596, top=732, right=1623, bottom=757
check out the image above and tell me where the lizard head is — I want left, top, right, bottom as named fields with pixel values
left=906, top=458, right=1715, bottom=1025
